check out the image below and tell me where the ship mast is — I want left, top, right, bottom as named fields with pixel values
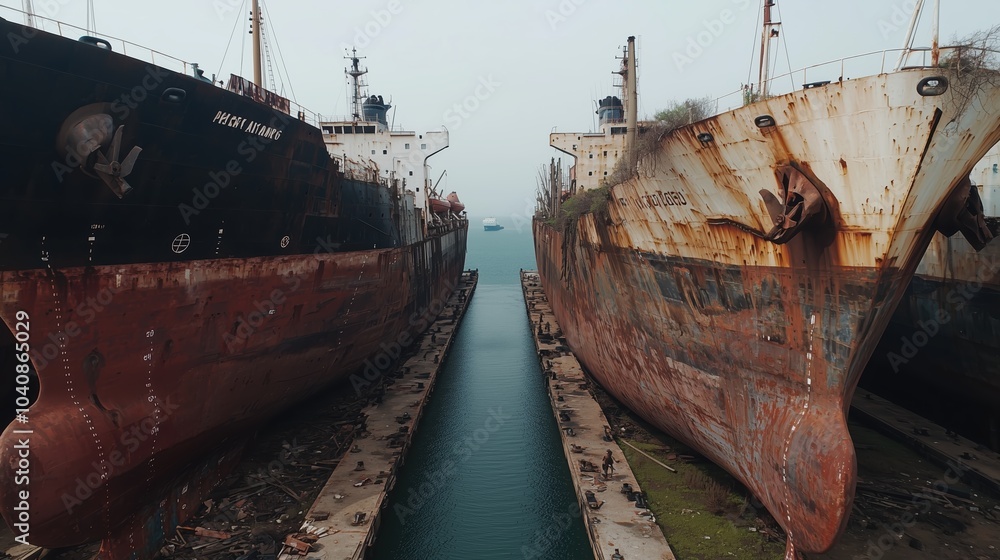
left=625, top=36, right=638, bottom=153
left=86, top=0, right=96, bottom=35
left=931, top=0, right=940, bottom=66
left=22, top=0, right=35, bottom=27
left=757, top=0, right=779, bottom=99
left=251, top=0, right=263, bottom=87
left=894, top=0, right=940, bottom=70
left=346, top=49, right=368, bottom=122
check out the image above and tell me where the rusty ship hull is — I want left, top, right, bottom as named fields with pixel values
left=534, top=66, right=1000, bottom=556
left=864, top=149, right=1000, bottom=450
left=0, top=15, right=468, bottom=553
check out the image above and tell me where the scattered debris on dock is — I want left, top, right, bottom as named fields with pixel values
left=522, top=270, right=677, bottom=560
left=9, top=272, right=478, bottom=560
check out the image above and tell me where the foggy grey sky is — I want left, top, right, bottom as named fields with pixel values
left=1, top=0, right=996, bottom=227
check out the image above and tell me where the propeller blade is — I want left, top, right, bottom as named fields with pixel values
left=93, top=162, right=114, bottom=175
left=120, top=147, right=142, bottom=177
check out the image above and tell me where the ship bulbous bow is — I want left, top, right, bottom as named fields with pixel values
left=765, top=398, right=856, bottom=556
left=534, top=64, right=1000, bottom=558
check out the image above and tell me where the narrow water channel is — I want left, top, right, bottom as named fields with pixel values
left=370, top=226, right=591, bottom=559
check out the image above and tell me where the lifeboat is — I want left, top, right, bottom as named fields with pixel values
left=429, top=198, right=451, bottom=213
left=446, top=192, right=466, bottom=213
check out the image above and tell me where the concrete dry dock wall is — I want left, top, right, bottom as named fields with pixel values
left=520, top=270, right=676, bottom=560
left=284, top=270, right=478, bottom=560
left=851, top=391, right=1000, bottom=497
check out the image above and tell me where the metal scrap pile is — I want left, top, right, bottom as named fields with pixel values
left=160, top=406, right=372, bottom=558
left=852, top=476, right=1000, bottom=551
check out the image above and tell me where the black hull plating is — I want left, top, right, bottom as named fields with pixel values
left=0, top=17, right=406, bottom=272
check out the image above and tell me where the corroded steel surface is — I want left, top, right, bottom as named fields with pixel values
left=867, top=183, right=1000, bottom=448
left=0, top=227, right=467, bottom=550
left=304, top=271, right=476, bottom=560
left=534, top=68, right=1000, bottom=557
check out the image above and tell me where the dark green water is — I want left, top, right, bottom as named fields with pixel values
left=370, top=223, right=592, bottom=560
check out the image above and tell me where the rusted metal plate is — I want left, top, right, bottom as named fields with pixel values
left=866, top=146, right=1000, bottom=451
left=534, top=68, right=1000, bottom=557
left=0, top=229, right=467, bottom=551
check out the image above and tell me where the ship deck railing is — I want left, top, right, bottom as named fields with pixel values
left=0, top=5, right=329, bottom=130
left=1, top=6, right=194, bottom=76
left=711, top=45, right=1000, bottom=114
left=320, top=118, right=418, bottom=135
left=428, top=217, right=468, bottom=236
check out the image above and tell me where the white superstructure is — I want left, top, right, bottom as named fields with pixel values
left=320, top=51, right=448, bottom=212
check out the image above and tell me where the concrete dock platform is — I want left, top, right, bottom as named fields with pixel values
left=852, top=390, right=1000, bottom=495
left=521, top=270, right=676, bottom=560
left=283, top=270, right=478, bottom=560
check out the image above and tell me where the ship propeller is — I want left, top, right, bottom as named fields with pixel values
left=759, top=166, right=829, bottom=245
left=92, top=125, right=142, bottom=199
left=934, top=176, right=994, bottom=251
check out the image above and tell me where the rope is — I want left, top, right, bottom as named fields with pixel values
left=215, top=0, right=246, bottom=86
left=262, top=0, right=298, bottom=103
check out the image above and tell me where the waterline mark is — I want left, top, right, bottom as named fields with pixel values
left=60, top=397, right=181, bottom=514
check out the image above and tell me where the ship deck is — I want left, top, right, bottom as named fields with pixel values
left=521, top=270, right=677, bottom=560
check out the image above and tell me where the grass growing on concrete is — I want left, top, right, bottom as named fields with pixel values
left=620, top=440, right=785, bottom=560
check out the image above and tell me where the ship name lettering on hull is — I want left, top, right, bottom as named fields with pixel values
left=619, top=191, right=689, bottom=209
left=211, top=111, right=283, bottom=141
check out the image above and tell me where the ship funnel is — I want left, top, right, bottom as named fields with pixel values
left=597, top=96, right=624, bottom=125
left=362, top=95, right=391, bottom=125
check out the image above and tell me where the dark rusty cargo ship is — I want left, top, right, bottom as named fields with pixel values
left=864, top=144, right=1000, bottom=450
left=534, top=13, right=1000, bottom=560
left=0, top=3, right=466, bottom=557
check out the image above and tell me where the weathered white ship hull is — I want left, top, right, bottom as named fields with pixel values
left=866, top=148, right=1000, bottom=449
left=535, top=67, right=1000, bottom=556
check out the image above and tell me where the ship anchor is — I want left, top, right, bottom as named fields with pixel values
left=56, top=106, right=142, bottom=199
left=934, top=176, right=994, bottom=251
left=93, top=125, right=142, bottom=199
left=759, top=166, right=830, bottom=244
